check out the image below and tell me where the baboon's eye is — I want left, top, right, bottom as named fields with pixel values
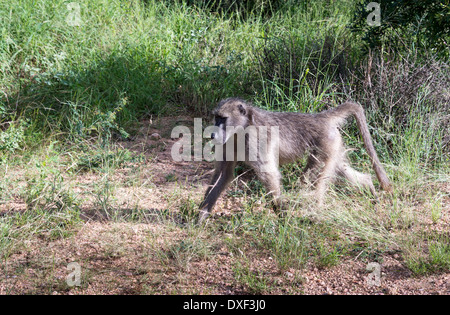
left=215, top=116, right=227, bottom=126
left=238, top=104, right=246, bottom=115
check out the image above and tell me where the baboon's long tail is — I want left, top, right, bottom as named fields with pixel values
left=332, top=102, right=393, bottom=192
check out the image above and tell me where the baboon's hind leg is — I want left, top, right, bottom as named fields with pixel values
left=337, top=162, right=376, bottom=196
left=313, top=135, right=343, bottom=206
left=314, top=156, right=339, bottom=206
left=301, top=150, right=321, bottom=186
left=250, top=161, right=287, bottom=213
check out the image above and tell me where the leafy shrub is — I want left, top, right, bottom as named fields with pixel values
left=0, top=121, right=25, bottom=152
left=351, top=0, right=450, bottom=58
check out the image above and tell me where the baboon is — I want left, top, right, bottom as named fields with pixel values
left=199, top=98, right=392, bottom=222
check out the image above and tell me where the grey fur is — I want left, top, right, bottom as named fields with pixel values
left=199, top=98, right=392, bottom=222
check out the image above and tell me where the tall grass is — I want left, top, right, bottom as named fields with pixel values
left=0, top=0, right=363, bottom=141
left=1, top=0, right=259, bottom=134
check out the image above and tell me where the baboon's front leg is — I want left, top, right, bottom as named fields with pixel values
left=199, top=160, right=236, bottom=222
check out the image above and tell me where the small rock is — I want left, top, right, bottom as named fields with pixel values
left=150, top=133, right=161, bottom=140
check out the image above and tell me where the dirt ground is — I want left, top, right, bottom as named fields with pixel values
left=1, top=118, right=449, bottom=295
left=2, top=221, right=449, bottom=295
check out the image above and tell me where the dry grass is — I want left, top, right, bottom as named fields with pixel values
left=1, top=117, right=449, bottom=295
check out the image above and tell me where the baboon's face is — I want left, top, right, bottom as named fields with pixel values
left=211, top=99, right=250, bottom=145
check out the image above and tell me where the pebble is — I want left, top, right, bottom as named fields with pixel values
left=150, top=133, right=161, bottom=140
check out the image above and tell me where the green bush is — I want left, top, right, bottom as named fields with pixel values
left=351, top=0, right=450, bottom=58
left=0, top=121, right=25, bottom=152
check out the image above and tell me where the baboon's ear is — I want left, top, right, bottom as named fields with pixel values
left=238, top=104, right=246, bottom=115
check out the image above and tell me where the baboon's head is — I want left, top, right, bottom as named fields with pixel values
left=211, top=98, right=252, bottom=145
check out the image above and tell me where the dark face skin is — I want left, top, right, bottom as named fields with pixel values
left=211, top=98, right=251, bottom=144
left=212, top=116, right=227, bottom=139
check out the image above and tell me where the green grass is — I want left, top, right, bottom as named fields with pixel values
left=403, top=234, right=450, bottom=276
left=0, top=0, right=449, bottom=294
left=0, top=0, right=361, bottom=135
